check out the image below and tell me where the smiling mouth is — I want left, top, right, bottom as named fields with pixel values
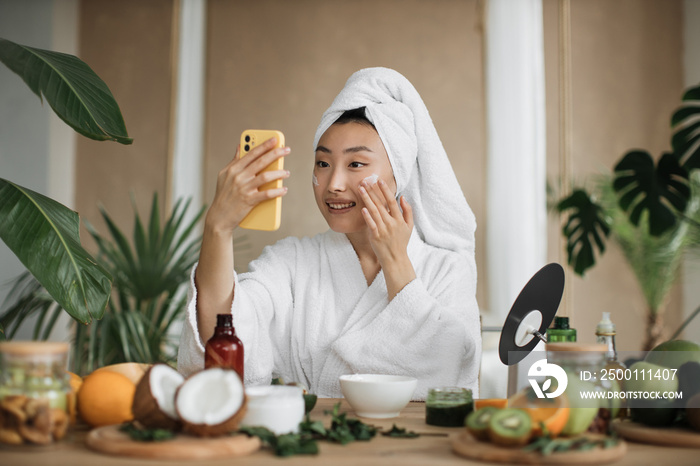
left=327, top=202, right=356, bottom=211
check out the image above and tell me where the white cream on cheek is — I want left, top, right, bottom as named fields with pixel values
left=312, top=174, right=319, bottom=186
left=362, top=173, right=379, bottom=186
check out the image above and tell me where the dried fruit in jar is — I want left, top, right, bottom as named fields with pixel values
left=0, top=395, right=69, bottom=445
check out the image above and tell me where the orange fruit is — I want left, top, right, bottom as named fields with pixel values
left=77, top=370, right=136, bottom=427
left=474, top=398, right=508, bottom=410
left=66, top=371, right=83, bottom=425
left=508, top=388, right=570, bottom=437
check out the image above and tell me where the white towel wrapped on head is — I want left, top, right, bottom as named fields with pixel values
left=313, top=67, right=476, bottom=257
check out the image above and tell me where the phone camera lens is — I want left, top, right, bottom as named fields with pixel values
left=244, top=144, right=250, bottom=152
left=245, top=135, right=251, bottom=143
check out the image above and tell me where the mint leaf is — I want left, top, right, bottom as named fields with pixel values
left=118, top=422, right=175, bottom=442
left=381, top=424, right=420, bottom=438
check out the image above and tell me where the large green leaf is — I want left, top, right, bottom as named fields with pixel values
left=613, top=150, right=689, bottom=236
left=671, top=83, right=700, bottom=172
left=0, top=38, right=132, bottom=144
left=557, top=189, right=611, bottom=276
left=0, top=179, right=112, bottom=324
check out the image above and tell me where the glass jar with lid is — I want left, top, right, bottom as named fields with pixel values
left=425, top=387, right=473, bottom=427
left=0, top=341, right=71, bottom=445
left=546, top=342, right=619, bottom=433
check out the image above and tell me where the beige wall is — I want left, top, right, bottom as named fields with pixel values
left=73, top=0, right=688, bottom=350
left=204, top=0, right=488, bottom=303
left=544, top=0, right=684, bottom=350
left=76, top=0, right=175, bottom=244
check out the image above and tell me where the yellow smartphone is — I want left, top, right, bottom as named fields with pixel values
left=238, top=129, right=285, bottom=231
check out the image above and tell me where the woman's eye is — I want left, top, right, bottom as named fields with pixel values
left=349, top=162, right=366, bottom=168
left=316, top=161, right=329, bottom=168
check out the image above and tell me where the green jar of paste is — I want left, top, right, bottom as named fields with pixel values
left=425, top=387, right=473, bottom=427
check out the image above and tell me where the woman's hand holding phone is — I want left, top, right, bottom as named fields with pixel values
left=196, top=136, right=288, bottom=342
left=205, top=136, right=290, bottom=235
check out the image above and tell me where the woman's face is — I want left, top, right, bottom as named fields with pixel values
left=313, top=122, right=397, bottom=234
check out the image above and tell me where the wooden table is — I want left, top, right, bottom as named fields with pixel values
left=1, top=398, right=698, bottom=465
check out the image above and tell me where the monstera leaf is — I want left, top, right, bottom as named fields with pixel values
left=0, top=38, right=132, bottom=143
left=557, top=189, right=611, bottom=276
left=613, top=150, right=689, bottom=236
left=671, top=83, right=700, bottom=171
left=0, top=180, right=112, bottom=324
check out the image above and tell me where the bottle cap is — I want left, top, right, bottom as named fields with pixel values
left=554, top=316, right=570, bottom=329
left=216, top=314, right=233, bottom=328
left=596, top=312, right=615, bottom=334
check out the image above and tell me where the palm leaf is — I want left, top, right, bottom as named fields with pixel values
left=0, top=180, right=112, bottom=324
left=0, top=38, right=132, bottom=144
left=613, top=150, right=689, bottom=236
left=557, top=189, right=611, bottom=275
left=599, top=177, right=698, bottom=313
left=0, top=273, right=47, bottom=338
left=147, top=194, right=161, bottom=260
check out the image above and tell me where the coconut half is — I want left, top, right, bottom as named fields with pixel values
left=132, top=364, right=185, bottom=430
left=175, top=368, right=247, bottom=437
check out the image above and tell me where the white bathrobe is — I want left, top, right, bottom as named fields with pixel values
left=178, top=228, right=481, bottom=399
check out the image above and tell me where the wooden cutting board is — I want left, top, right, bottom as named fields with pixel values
left=86, top=425, right=261, bottom=460
left=613, top=420, right=700, bottom=448
left=451, top=431, right=627, bottom=465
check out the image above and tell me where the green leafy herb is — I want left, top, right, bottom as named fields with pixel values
left=275, top=433, right=319, bottom=457
left=240, top=403, right=400, bottom=457
left=119, top=422, right=175, bottom=442
left=239, top=425, right=319, bottom=457
left=324, top=402, right=377, bottom=444
left=522, top=433, right=620, bottom=456
left=299, top=415, right=327, bottom=437
left=239, top=426, right=277, bottom=445
left=381, top=424, right=420, bottom=438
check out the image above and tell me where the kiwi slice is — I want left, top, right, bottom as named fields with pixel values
left=465, top=406, right=498, bottom=440
left=487, top=408, right=532, bottom=447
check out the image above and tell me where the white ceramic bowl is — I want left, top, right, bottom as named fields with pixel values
left=339, top=374, right=418, bottom=419
left=240, top=385, right=305, bottom=434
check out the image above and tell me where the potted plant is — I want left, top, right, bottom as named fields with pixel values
left=557, top=83, right=700, bottom=350
left=1, top=194, right=206, bottom=373
left=0, top=38, right=131, bottom=335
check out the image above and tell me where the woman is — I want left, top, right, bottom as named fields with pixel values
left=178, top=68, right=481, bottom=399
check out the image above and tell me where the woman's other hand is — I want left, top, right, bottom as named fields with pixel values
left=206, top=138, right=291, bottom=234
left=359, top=178, right=416, bottom=299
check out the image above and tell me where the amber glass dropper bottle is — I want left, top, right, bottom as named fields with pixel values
left=204, top=314, right=244, bottom=381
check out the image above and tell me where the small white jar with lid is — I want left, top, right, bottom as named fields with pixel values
left=240, top=385, right=305, bottom=435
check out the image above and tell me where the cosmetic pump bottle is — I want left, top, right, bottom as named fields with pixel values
left=204, top=314, right=244, bottom=381
left=596, top=312, right=621, bottom=364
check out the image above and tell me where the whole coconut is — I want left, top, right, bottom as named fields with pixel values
left=132, top=364, right=184, bottom=430
left=175, top=368, right=247, bottom=437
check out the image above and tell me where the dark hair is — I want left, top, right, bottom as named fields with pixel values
left=333, top=107, right=375, bottom=129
